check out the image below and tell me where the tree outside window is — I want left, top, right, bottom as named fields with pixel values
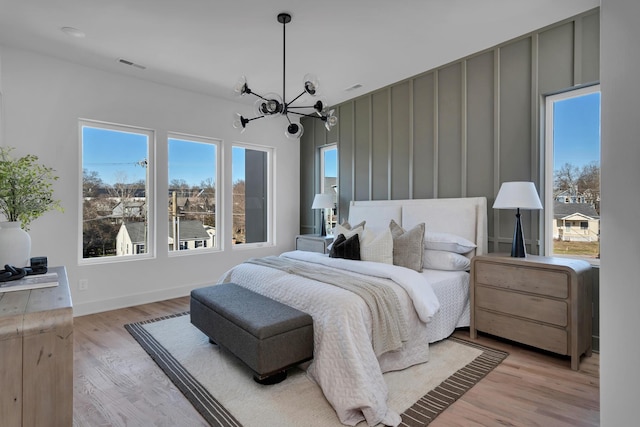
left=544, top=85, right=600, bottom=260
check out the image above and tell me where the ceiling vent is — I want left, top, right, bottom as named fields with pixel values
left=344, top=83, right=363, bottom=92
left=117, top=58, right=146, bottom=70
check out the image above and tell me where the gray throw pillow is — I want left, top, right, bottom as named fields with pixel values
left=389, top=219, right=425, bottom=272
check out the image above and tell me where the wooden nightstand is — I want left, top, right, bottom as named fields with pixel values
left=295, top=234, right=333, bottom=253
left=470, top=253, right=592, bottom=370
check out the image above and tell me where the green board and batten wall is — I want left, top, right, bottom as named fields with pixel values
left=300, top=9, right=600, bottom=350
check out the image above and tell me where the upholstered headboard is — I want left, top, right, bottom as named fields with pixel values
left=347, top=197, right=488, bottom=257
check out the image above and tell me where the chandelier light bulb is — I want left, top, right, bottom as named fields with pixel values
left=234, top=76, right=250, bottom=95
left=313, top=98, right=327, bottom=115
left=233, top=113, right=248, bottom=133
left=303, top=74, right=320, bottom=96
left=324, top=109, right=338, bottom=131
left=286, top=123, right=304, bottom=139
left=254, top=93, right=283, bottom=118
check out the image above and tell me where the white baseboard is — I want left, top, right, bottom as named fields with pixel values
left=72, top=284, right=194, bottom=317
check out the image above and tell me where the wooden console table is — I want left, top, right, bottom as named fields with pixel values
left=0, top=266, right=73, bottom=426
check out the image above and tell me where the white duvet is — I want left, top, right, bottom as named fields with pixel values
left=219, top=251, right=442, bottom=426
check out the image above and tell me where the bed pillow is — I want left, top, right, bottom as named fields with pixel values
left=329, top=233, right=361, bottom=260
left=333, top=219, right=365, bottom=234
left=389, top=219, right=425, bottom=272
left=423, top=249, right=471, bottom=271
left=359, top=228, right=393, bottom=264
left=424, top=232, right=476, bottom=254
left=328, top=223, right=364, bottom=251
left=348, top=205, right=400, bottom=232
left=340, top=219, right=367, bottom=230
left=333, top=222, right=364, bottom=239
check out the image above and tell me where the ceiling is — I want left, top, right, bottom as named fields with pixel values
left=0, top=0, right=598, bottom=107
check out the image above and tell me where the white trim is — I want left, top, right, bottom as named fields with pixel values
left=167, top=132, right=221, bottom=255
left=78, top=118, right=156, bottom=265
left=230, top=142, right=274, bottom=248
left=543, top=84, right=600, bottom=257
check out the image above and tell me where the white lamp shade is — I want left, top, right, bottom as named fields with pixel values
left=311, top=193, right=334, bottom=209
left=493, top=181, right=543, bottom=210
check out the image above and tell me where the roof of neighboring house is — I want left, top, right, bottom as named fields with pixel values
left=554, top=201, right=599, bottom=219
left=122, top=222, right=147, bottom=243
left=174, top=220, right=209, bottom=240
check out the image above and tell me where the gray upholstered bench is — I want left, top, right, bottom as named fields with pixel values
left=190, top=283, right=314, bottom=384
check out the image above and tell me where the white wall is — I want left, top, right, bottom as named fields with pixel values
left=0, top=45, right=300, bottom=316
left=600, top=1, right=639, bottom=425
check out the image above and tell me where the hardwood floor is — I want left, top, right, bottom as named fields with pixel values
left=73, top=297, right=599, bottom=426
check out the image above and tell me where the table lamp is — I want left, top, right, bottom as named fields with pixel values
left=311, top=193, right=334, bottom=236
left=493, top=181, right=543, bottom=257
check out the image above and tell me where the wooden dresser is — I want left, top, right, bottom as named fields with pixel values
left=470, top=254, right=592, bottom=370
left=0, top=266, right=73, bottom=426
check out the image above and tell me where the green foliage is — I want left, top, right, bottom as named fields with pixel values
left=0, top=146, right=63, bottom=230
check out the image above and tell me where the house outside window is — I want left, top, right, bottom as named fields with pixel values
left=232, top=144, right=273, bottom=246
left=544, top=84, right=600, bottom=261
left=168, top=133, right=219, bottom=253
left=80, top=120, right=154, bottom=262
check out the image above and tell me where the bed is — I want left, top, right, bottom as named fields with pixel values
left=219, top=197, right=487, bottom=426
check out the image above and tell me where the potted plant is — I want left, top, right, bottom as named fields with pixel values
left=0, top=146, right=63, bottom=267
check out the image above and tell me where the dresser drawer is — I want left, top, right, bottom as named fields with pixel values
left=475, top=285, right=568, bottom=327
left=476, top=309, right=568, bottom=355
left=474, top=261, right=569, bottom=299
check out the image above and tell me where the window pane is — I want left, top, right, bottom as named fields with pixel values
left=168, top=136, right=218, bottom=252
left=81, top=122, right=152, bottom=260
left=232, top=146, right=270, bottom=245
left=545, top=87, right=600, bottom=260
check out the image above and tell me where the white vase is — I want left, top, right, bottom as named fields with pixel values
left=0, top=221, right=31, bottom=267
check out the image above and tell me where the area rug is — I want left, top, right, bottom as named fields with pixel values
left=125, top=312, right=507, bottom=427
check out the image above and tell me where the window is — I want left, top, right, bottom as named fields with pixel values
left=80, top=120, right=154, bottom=261
left=232, top=145, right=272, bottom=245
left=320, top=145, right=337, bottom=232
left=544, top=85, right=600, bottom=260
left=168, top=134, right=219, bottom=253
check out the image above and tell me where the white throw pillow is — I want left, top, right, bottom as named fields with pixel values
left=359, top=228, right=393, bottom=264
left=334, top=223, right=364, bottom=240
left=424, top=232, right=476, bottom=254
left=423, top=249, right=471, bottom=271
left=328, top=224, right=364, bottom=251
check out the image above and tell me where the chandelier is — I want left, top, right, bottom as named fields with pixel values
left=233, top=13, right=338, bottom=139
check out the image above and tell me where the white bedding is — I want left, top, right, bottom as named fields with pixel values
left=219, top=250, right=470, bottom=426
left=421, top=269, right=471, bottom=342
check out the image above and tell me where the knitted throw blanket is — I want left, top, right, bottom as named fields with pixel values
left=245, top=256, right=409, bottom=356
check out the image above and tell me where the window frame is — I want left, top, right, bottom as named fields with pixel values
left=319, top=144, right=338, bottom=233
left=78, top=119, right=156, bottom=265
left=167, top=132, right=221, bottom=256
left=231, top=142, right=274, bottom=249
left=543, top=83, right=600, bottom=263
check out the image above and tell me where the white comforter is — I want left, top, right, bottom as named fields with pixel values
left=219, top=251, right=441, bottom=426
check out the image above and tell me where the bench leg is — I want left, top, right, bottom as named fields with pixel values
left=253, top=370, right=287, bottom=385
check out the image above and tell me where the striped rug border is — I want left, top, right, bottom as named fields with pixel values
left=125, top=313, right=508, bottom=427
left=400, top=336, right=509, bottom=426
left=125, top=312, right=241, bottom=427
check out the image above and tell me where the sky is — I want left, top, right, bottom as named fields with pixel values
left=553, top=91, right=601, bottom=171
left=83, top=91, right=598, bottom=188
left=82, top=127, right=246, bottom=187
left=324, top=147, right=337, bottom=178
